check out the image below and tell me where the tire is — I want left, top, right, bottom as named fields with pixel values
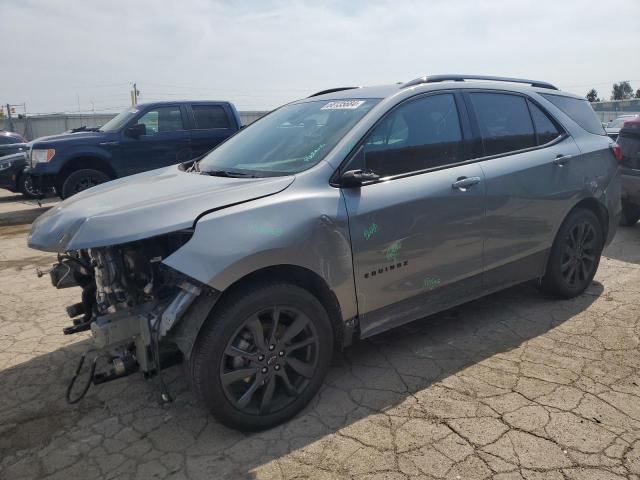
left=620, top=201, right=640, bottom=227
left=60, top=169, right=111, bottom=199
left=17, top=174, right=40, bottom=199
left=189, top=282, right=333, bottom=431
left=540, top=208, right=603, bottom=299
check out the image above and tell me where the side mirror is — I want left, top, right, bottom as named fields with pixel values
left=339, top=169, right=380, bottom=188
left=125, top=123, right=146, bottom=138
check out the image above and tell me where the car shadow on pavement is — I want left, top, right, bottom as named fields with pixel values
left=0, top=281, right=603, bottom=479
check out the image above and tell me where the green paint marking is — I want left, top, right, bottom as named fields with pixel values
left=423, top=277, right=441, bottom=290
left=385, top=240, right=402, bottom=261
left=250, top=224, right=283, bottom=237
left=363, top=223, right=378, bottom=240
left=303, top=143, right=326, bottom=162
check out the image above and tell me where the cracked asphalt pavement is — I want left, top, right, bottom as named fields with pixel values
left=1, top=195, right=640, bottom=479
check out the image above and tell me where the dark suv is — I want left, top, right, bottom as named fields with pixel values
left=617, top=116, right=640, bottom=225
left=29, top=75, right=621, bottom=431
left=25, top=101, right=241, bottom=198
left=0, top=130, right=28, bottom=158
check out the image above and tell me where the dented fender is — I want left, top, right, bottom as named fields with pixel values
left=163, top=165, right=358, bottom=325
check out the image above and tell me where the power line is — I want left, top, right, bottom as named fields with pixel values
left=72, top=82, right=133, bottom=89
left=559, top=80, right=640, bottom=89
left=140, top=81, right=309, bottom=94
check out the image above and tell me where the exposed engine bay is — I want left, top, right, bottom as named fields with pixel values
left=45, top=230, right=211, bottom=403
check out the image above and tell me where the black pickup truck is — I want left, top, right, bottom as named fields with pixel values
left=25, top=101, right=242, bottom=199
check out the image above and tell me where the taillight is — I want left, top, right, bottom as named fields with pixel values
left=611, top=143, right=623, bottom=162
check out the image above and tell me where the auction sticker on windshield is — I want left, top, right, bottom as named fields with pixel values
left=321, top=100, right=366, bottom=110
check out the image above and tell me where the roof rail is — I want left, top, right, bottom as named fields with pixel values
left=402, top=74, right=558, bottom=90
left=308, top=87, right=359, bottom=97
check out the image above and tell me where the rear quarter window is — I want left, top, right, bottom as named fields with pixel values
left=541, top=94, right=605, bottom=135
left=192, top=105, right=231, bottom=129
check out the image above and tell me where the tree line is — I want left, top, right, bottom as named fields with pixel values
left=586, top=81, right=640, bottom=103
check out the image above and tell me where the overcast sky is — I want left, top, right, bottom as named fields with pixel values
left=1, top=0, right=639, bottom=114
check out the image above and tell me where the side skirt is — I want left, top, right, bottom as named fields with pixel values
left=358, top=249, right=549, bottom=340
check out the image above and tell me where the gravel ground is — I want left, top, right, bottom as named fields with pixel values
left=1, top=196, right=640, bottom=479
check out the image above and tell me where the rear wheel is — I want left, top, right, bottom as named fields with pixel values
left=189, top=282, right=333, bottom=431
left=540, top=208, right=603, bottom=298
left=60, top=168, right=111, bottom=199
left=620, top=201, right=640, bottom=227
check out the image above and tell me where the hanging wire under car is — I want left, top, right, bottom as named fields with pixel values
left=66, top=353, right=99, bottom=404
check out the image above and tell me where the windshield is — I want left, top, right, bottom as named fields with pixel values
left=99, top=108, right=139, bottom=133
left=198, top=99, right=380, bottom=176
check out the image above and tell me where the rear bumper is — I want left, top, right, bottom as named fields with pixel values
left=602, top=168, right=622, bottom=247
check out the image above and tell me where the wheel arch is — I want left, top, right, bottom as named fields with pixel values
left=539, top=196, right=607, bottom=297
left=55, top=155, right=117, bottom=189
left=176, top=264, right=351, bottom=361
left=217, top=264, right=348, bottom=349
left=570, top=197, right=609, bottom=240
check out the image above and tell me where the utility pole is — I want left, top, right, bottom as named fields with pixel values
left=5, top=103, right=14, bottom=131
left=130, top=82, right=140, bottom=106
left=4, top=103, right=28, bottom=137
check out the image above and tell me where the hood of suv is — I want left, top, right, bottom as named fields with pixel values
left=28, top=164, right=295, bottom=252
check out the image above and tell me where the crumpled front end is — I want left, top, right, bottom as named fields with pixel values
left=50, top=230, right=218, bottom=403
left=27, top=166, right=297, bottom=402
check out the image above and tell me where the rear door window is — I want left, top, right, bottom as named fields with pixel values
left=363, top=93, right=464, bottom=177
left=528, top=101, right=562, bottom=145
left=470, top=93, right=536, bottom=156
left=137, top=107, right=184, bottom=134
left=192, top=105, right=231, bottom=129
left=541, top=94, right=605, bottom=135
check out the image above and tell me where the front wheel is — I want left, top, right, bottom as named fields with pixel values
left=189, top=282, right=333, bottom=431
left=540, top=208, right=603, bottom=298
left=60, top=169, right=111, bottom=199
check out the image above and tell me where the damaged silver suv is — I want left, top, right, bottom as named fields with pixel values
left=28, top=75, right=621, bottom=431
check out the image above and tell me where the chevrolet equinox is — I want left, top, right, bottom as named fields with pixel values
left=28, top=74, right=622, bottom=431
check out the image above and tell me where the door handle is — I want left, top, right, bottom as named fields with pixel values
left=553, top=154, right=572, bottom=166
left=452, top=176, right=481, bottom=191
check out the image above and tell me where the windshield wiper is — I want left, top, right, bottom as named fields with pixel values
left=189, top=160, right=201, bottom=173
left=202, top=169, right=256, bottom=178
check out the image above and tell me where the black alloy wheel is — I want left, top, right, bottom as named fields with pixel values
left=220, top=306, right=320, bottom=415
left=189, top=282, right=333, bottom=431
left=540, top=208, right=603, bottom=298
left=560, top=220, right=598, bottom=288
